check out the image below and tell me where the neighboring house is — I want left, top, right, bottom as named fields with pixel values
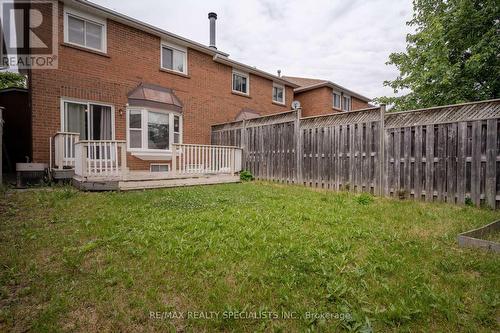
left=28, top=0, right=297, bottom=174
left=283, top=76, right=372, bottom=117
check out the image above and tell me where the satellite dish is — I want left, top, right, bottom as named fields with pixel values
left=292, top=100, right=301, bottom=110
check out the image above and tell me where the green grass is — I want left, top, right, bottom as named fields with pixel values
left=0, top=182, right=499, bottom=332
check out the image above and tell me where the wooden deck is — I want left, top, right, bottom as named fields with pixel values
left=72, top=171, right=240, bottom=191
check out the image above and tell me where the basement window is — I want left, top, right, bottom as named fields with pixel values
left=150, top=164, right=170, bottom=172
left=232, top=70, right=249, bottom=95
left=64, top=7, right=106, bottom=52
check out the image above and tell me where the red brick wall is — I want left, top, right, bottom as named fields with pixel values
left=295, top=87, right=370, bottom=117
left=30, top=2, right=293, bottom=170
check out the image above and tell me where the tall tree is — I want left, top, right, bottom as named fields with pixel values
left=0, top=71, right=26, bottom=89
left=378, top=0, right=500, bottom=111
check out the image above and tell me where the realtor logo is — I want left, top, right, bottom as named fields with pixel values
left=0, top=0, right=58, bottom=69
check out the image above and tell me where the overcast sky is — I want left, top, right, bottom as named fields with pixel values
left=94, top=0, right=414, bottom=99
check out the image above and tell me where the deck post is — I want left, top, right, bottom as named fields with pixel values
left=172, top=144, right=177, bottom=175
left=120, top=142, right=127, bottom=175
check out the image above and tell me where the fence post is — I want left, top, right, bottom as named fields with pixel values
left=379, top=104, right=386, bottom=196
left=295, top=108, right=303, bottom=184
left=240, top=119, right=246, bottom=170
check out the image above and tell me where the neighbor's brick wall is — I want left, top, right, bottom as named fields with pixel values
left=30, top=2, right=293, bottom=170
left=351, top=97, right=370, bottom=111
left=295, top=87, right=370, bottom=117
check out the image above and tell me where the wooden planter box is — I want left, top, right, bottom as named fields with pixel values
left=457, top=220, right=500, bottom=253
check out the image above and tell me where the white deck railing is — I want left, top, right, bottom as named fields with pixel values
left=52, top=132, right=80, bottom=169
left=172, top=143, right=242, bottom=175
left=74, top=140, right=127, bottom=178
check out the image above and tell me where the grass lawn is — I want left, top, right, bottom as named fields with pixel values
left=0, top=182, right=499, bottom=332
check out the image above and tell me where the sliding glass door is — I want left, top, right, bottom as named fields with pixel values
left=63, top=101, right=113, bottom=140
left=62, top=100, right=114, bottom=161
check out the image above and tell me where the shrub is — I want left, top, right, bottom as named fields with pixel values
left=356, top=193, right=374, bottom=205
left=465, top=197, right=474, bottom=207
left=239, top=170, right=254, bottom=182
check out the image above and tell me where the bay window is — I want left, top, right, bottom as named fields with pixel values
left=127, top=109, right=182, bottom=152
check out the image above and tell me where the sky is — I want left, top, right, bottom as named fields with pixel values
left=94, top=0, right=414, bottom=99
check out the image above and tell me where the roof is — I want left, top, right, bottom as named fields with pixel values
left=128, top=83, right=183, bottom=112
left=234, top=108, right=261, bottom=121
left=0, top=87, right=28, bottom=94
left=283, top=76, right=371, bottom=102
left=64, top=0, right=297, bottom=87
left=213, top=55, right=298, bottom=87
left=282, top=76, right=328, bottom=88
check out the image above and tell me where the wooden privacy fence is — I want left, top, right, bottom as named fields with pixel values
left=211, top=99, right=500, bottom=209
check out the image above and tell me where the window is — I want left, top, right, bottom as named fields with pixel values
left=64, top=8, right=106, bottom=52
left=174, top=115, right=181, bottom=144
left=129, top=110, right=142, bottom=148
left=161, top=43, right=187, bottom=74
left=333, top=92, right=341, bottom=109
left=150, top=164, right=170, bottom=172
left=127, top=109, right=182, bottom=151
left=148, top=111, right=169, bottom=149
left=272, top=83, right=285, bottom=104
left=61, top=100, right=113, bottom=140
left=342, top=95, right=351, bottom=111
left=232, top=71, right=249, bottom=95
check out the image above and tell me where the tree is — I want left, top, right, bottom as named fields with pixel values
left=0, top=71, right=26, bottom=89
left=377, top=0, right=500, bottom=111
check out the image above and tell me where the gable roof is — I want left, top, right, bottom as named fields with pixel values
left=283, top=76, right=371, bottom=102
left=63, top=0, right=297, bottom=87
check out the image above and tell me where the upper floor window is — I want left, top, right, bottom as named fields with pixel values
left=342, top=95, right=351, bottom=111
left=232, top=70, right=249, bottom=95
left=161, top=43, right=187, bottom=74
left=64, top=8, right=106, bottom=52
left=272, top=83, right=285, bottom=104
left=333, top=92, right=341, bottom=109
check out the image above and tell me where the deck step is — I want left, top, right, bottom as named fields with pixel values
left=118, top=174, right=240, bottom=191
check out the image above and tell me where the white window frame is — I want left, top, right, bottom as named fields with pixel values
left=232, top=70, right=250, bottom=95
left=150, top=163, right=170, bottom=173
left=342, top=95, right=352, bottom=111
left=126, top=107, right=183, bottom=153
left=60, top=98, right=115, bottom=140
left=272, top=83, right=285, bottom=105
left=333, top=91, right=341, bottom=110
left=64, top=6, right=107, bottom=53
left=160, top=41, right=188, bottom=75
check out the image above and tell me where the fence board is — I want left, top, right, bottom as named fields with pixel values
left=212, top=100, right=500, bottom=208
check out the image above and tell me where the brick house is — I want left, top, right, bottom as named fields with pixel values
left=283, top=76, right=372, bottom=117
left=29, top=0, right=298, bottom=176
left=22, top=0, right=371, bottom=188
